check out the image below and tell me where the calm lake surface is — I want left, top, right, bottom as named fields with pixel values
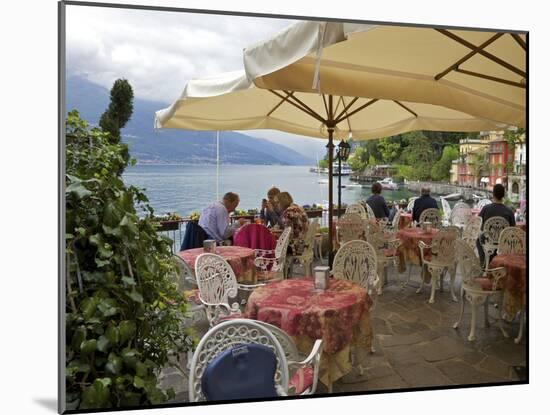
left=123, top=164, right=415, bottom=217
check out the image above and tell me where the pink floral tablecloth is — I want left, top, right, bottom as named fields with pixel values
left=245, top=278, right=373, bottom=388
left=397, top=227, right=439, bottom=282
left=177, top=246, right=256, bottom=283
left=490, top=254, right=526, bottom=318
left=233, top=223, right=277, bottom=251
left=399, top=213, right=413, bottom=229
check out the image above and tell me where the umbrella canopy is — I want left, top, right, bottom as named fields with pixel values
left=244, top=21, right=526, bottom=127
left=155, top=70, right=506, bottom=139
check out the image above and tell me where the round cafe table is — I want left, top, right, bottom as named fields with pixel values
left=177, top=246, right=256, bottom=284
left=396, top=227, right=439, bottom=282
left=489, top=254, right=526, bottom=319
left=245, top=278, right=373, bottom=391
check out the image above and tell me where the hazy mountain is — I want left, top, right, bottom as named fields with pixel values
left=65, top=75, right=315, bottom=165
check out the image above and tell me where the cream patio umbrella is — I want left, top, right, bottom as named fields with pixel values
left=244, top=20, right=526, bottom=128
left=155, top=69, right=507, bottom=264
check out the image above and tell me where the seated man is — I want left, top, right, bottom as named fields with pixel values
left=477, top=183, right=516, bottom=265
left=260, top=186, right=284, bottom=227
left=412, top=187, right=438, bottom=223
left=198, top=192, right=245, bottom=243
left=366, top=182, right=390, bottom=219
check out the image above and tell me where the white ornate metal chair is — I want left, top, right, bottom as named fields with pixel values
left=418, top=227, right=460, bottom=303
left=406, top=197, right=418, bottom=213
left=336, top=212, right=365, bottom=244
left=364, top=202, right=376, bottom=221
left=462, top=216, right=483, bottom=251
left=287, top=219, right=319, bottom=277
left=195, top=253, right=264, bottom=327
left=453, top=201, right=470, bottom=210
left=188, top=319, right=289, bottom=402
left=332, top=240, right=379, bottom=359
left=388, top=208, right=402, bottom=232
left=256, top=321, right=323, bottom=396
left=440, top=197, right=452, bottom=226
left=480, top=216, right=510, bottom=270
left=345, top=203, right=368, bottom=220
left=418, top=208, right=442, bottom=228
left=254, top=227, right=292, bottom=282
left=497, top=227, right=526, bottom=255
left=450, top=205, right=471, bottom=230
left=476, top=198, right=493, bottom=210
left=453, top=239, right=507, bottom=341
left=364, top=223, right=402, bottom=294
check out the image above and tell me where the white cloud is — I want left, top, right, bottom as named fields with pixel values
left=66, top=5, right=295, bottom=103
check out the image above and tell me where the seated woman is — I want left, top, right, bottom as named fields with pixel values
left=274, top=191, right=309, bottom=255
left=260, top=186, right=284, bottom=227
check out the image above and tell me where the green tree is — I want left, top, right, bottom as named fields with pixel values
left=431, top=145, right=459, bottom=182
left=377, top=137, right=401, bottom=164
left=65, top=110, right=193, bottom=410
left=99, top=79, right=134, bottom=144
left=399, top=131, right=435, bottom=180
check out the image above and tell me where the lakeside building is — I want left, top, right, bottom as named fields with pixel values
left=450, top=133, right=492, bottom=187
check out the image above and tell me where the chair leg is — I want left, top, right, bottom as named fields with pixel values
left=484, top=299, right=490, bottom=328
left=514, top=309, right=525, bottom=344
left=449, top=265, right=458, bottom=302
left=428, top=269, right=441, bottom=304
left=453, top=287, right=466, bottom=329
left=497, top=294, right=510, bottom=338
left=468, top=298, right=478, bottom=341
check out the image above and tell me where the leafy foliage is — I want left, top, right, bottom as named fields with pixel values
left=65, top=110, right=193, bottom=410
left=431, top=146, right=459, bottom=181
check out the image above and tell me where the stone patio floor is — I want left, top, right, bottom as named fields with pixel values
left=160, top=262, right=527, bottom=402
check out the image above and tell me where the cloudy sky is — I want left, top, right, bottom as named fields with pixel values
left=65, top=4, right=328, bottom=156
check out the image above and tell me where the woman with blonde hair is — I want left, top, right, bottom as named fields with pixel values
left=275, top=191, right=309, bottom=255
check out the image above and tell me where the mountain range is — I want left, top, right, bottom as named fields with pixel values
left=65, top=76, right=315, bottom=165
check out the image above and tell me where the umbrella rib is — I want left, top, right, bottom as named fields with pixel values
left=454, top=68, right=526, bottom=88
left=434, top=33, right=503, bottom=81
left=511, top=33, right=527, bottom=51
left=335, top=99, right=378, bottom=124
left=393, top=100, right=418, bottom=117
left=266, top=91, right=293, bottom=117
left=322, top=94, right=330, bottom=120
left=268, top=89, right=326, bottom=123
left=436, top=29, right=526, bottom=78
left=287, top=92, right=328, bottom=123
left=335, top=97, right=359, bottom=122
left=340, top=97, right=353, bottom=133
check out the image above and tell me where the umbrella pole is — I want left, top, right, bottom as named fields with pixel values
left=327, top=128, right=335, bottom=267
left=337, top=151, right=342, bottom=219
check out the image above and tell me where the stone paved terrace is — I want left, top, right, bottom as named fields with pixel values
left=160, top=264, right=527, bottom=402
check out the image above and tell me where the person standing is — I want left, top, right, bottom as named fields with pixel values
left=366, top=182, right=390, bottom=219
left=198, top=192, right=245, bottom=243
left=412, top=187, right=438, bottom=223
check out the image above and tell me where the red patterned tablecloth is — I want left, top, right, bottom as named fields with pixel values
left=490, top=254, right=526, bottom=318
left=233, top=223, right=277, bottom=250
left=177, top=246, right=256, bottom=283
left=397, top=227, right=439, bottom=282
left=245, top=278, right=373, bottom=388
left=516, top=222, right=526, bottom=231
left=399, top=213, right=413, bottom=229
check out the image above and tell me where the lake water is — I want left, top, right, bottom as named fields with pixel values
left=122, top=164, right=415, bottom=217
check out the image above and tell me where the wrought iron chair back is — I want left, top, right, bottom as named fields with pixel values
left=188, top=319, right=289, bottom=402
left=332, top=240, right=379, bottom=295
left=440, top=197, right=452, bottom=223
left=336, top=212, right=365, bottom=244
left=345, top=203, right=368, bottom=220
left=418, top=208, right=442, bottom=228
left=462, top=216, right=482, bottom=250
left=476, top=199, right=492, bottom=210
left=450, top=205, right=471, bottom=228
left=406, top=197, right=418, bottom=212
left=497, top=226, right=526, bottom=255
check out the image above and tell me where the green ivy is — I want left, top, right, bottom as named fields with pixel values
left=65, top=110, right=194, bottom=410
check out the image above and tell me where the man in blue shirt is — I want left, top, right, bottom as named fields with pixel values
left=199, top=192, right=245, bottom=242
left=366, top=182, right=390, bottom=219
left=412, top=188, right=438, bottom=223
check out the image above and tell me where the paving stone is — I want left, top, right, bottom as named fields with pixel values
left=478, top=355, right=512, bottom=379
left=378, top=333, right=425, bottom=348
left=483, top=341, right=527, bottom=366
left=460, top=350, right=487, bottom=365
left=393, top=362, right=452, bottom=387
left=372, top=317, right=393, bottom=335
left=391, top=321, right=431, bottom=335
left=435, top=360, right=503, bottom=385
left=413, top=336, right=469, bottom=362
left=383, top=344, right=424, bottom=366
left=407, top=306, right=442, bottom=329
left=417, top=329, right=441, bottom=342
left=337, top=374, right=408, bottom=392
